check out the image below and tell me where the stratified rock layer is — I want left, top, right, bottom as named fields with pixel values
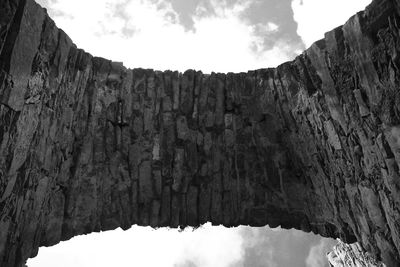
left=0, top=0, right=400, bottom=266
left=328, top=240, right=386, bottom=267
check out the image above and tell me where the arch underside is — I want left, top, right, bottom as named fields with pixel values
left=0, top=0, right=400, bottom=266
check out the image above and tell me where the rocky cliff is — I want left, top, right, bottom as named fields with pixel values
left=328, top=240, right=386, bottom=267
left=0, top=0, right=400, bottom=266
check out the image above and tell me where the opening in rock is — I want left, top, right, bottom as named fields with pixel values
left=27, top=225, right=337, bottom=267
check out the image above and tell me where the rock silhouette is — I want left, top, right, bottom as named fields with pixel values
left=0, top=0, right=400, bottom=266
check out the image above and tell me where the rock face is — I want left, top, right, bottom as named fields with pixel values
left=0, top=0, right=400, bottom=266
left=328, top=240, right=386, bottom=267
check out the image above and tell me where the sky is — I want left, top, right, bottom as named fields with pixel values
left=28, top=0, right=371, bottom=266
left=34, top=0, right=371, bottom=73
left=28, top=224, right=337, bottom=267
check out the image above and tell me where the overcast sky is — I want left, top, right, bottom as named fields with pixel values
left=28, top=0, right=371, bottom=266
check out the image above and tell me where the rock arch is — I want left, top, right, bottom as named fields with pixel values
left=0, top=0, right=400, bottom=266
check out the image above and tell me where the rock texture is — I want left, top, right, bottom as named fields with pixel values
left=328, top=240, right=386, bottom=267
left=0, top=0, right=400, bottom=266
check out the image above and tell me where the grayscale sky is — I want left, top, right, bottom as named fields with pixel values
left=28, top=0, right=371, bottom=266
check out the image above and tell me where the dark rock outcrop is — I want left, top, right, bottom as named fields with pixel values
left=0, top=0, right=400, bottom=266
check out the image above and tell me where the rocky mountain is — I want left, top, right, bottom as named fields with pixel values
left=0, top=0, right=400, bottom=266
left=328, top=240, right=386, bottom=267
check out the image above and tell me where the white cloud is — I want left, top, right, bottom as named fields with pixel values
left=306, top=239, right=336, bottom=267
left=28, top=223, right=244, bottom=267
left=292, top=0, right=372, bottom=48
left=266, top=22, right=279, bottom=32
left=35, top=0, right=295, bottom=73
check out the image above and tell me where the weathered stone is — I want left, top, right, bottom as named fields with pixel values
left=353, top=89, right=370, bottom=117
left=0, top=0, right=400, bottom=266
left=176, top=116, right=189, bottom=140
left=139, top=161, right=152, bottom=203
left=2, top=0, right=45, bottom=111
left=324, top=120, right=342, bottom=150
left=328, top=240, right=386, bottom=267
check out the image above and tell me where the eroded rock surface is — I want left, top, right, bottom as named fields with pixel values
left=0, top=0, right=400, bottom=266
left=328, top=240, right=386, bottom=267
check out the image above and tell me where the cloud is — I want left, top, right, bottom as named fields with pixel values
left=35, top=0, right=302, bottom=73
left=172, top=224, right=244, bottom=267
left=238, top=0, right=305, bottom=55
left=233, top=227, right=278, bottom=267
left=232, top=227, right=337, bottom=267
left=161, top=0, right=208, bottom=30
left=27, top=223, right=339, bottom=267
left=27, top=222, right=338, bottom=267
left=28, top=224, right=244, bottom=267
left=292, top=0, right=372, bottom=47
left=306, top=238, right=338, bottom=267
left=161, top=0, right=305, bottom=57
left=174, top=260, right=198, bottom=267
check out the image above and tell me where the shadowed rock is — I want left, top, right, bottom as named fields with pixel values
left=0, top=0, right=400, bottom=266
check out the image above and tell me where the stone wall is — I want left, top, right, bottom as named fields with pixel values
left=0, top=0, right=400, bottom=266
